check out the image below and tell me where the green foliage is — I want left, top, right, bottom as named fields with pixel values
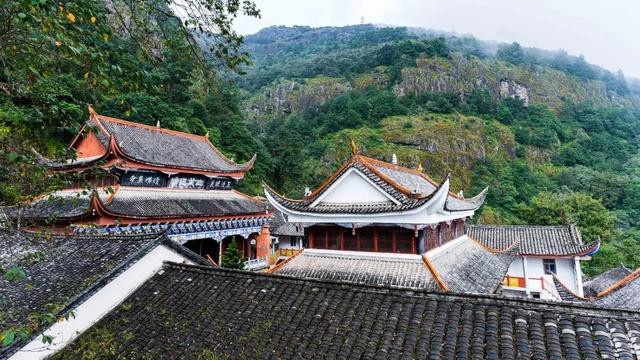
left=4, top=267, right=26, bottom=282
left=497, top=42, right=525, bottom=65
left=221, top=241, right=244, bottom=269
left=584, top=233, right=640, bottom=276
left=519, top=192, right=614, bottom=242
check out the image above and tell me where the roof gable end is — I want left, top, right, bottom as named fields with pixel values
left=310, top=167, right=400, bottom=207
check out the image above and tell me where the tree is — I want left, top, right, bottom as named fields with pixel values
left=221, top=240, right=244, bottom=269
left=519, top=192, right=614, bottom=242
left=497, top=42, right=524, bottom=65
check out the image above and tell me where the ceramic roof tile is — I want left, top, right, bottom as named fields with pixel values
left=593, top=270, right=640, bottom=309
left=55, top=262, right=640, bottom=359
left=4, top=190, right=93, bottom=221
left=583, top=266, right=632, bottom=296
left=273, top=237, right=514, bottom=294
left=0, top=229, right=206, bottom=357
left=92, top=115, right=254, bottom=173
left=98, top=187, right=267, bottom=219
left=274, top=249, right=438, bottom=290
left=466, top=224, right=598, bottom=257
left=265, top=156, right=485, bottom=215
left=427, top=237, right=516, bottom=294
left=6, top=187, right=268, bottom=222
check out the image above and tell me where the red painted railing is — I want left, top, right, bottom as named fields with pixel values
left=503, top=275, right=545, bottom=289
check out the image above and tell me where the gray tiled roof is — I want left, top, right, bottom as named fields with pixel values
left=269, top=209, right=303, bottom=236
left=0, top=229, right=206, bottom=357
left=592, top=270, right=640, bottom=310
left=275, top=249, right=436, bottom=289
left=99, top=187, right=267, bottom=219
left=274, top=237, right=514, bottom=294
left=57, top=262, right=640, bottom=359
left=372, top=164, right=437, bottom=195
left=7, top=187, right=267, bottom=222
left=466, top=224, right=599, bottom=257
left=4, top=190, right=93, bottom=222
left=429, top=237, right=516, bottom=294
left=92, top=115, right=255, bottom=173
left=265, top=156, right=486, bottom=215
left=584, top=266, right=632, bottom=296
left=551, top=275, right=584, bottom=302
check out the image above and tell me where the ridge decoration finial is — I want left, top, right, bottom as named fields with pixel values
left=87, top=104, right=98, bottom=117
left=350, top=138, right=359, bottom=156
left=417, top=163, right=424, bottom=172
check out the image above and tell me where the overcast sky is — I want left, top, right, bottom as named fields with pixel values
left=233, top=0, right=640, bottom=79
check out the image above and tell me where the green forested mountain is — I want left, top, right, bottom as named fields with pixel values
left=2, top=8, right=640, bottom=276
left=234, top=25, right=640, bottom=274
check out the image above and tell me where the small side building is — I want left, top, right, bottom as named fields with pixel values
left=467, top=224, right=600, bottom=300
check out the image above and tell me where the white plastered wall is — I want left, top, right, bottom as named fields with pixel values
left=11, top=245, right=192, bottom=360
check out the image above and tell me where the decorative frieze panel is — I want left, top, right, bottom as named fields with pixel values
left=74, top=217, right=271, bottom=242
left=206, top=177, right=235, bottom=190
left=115, top=169, right=236, bottom=191
left=119, top=170, right=165, bottom=187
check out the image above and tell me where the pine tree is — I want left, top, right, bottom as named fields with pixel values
left=221, top=241, right=245, bottom=270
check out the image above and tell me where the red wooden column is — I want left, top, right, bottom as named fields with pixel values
left=374, top=229, right=379, bottom=252
left=255, top=225, right=271, bottom=259
left=392, top=229, right=397, bottom=253
left=340, top=230, right=345, bottom=250
left=309, top=230, right=315, bottom=249
left=356, top=231, right=361, bottom=251
left=411, top=234, right=416, bottom=254
left=324, top=228, right=329, bottom=249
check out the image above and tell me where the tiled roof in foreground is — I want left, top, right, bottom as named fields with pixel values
left=552, top=267, right=640, bottom=310
left=466, top=224, right=599, bottom=257
left=0, top=229, right=206, bottom=357
left=57, top=262, right=640, bottom=359
left=584, top=266, right=632, bottom=296
left=274, top=237, right=515, bottom=294
left=592, top=268, right=640, bottom=310
left=274, top=249, right=435, bottom=289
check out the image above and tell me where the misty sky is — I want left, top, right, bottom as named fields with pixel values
left=233, top=0, right=640, bottom=79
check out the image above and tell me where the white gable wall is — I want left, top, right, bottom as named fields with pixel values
left=11, top=245, right=194, bottom=360
left=313, top=168, right=395, bottom=205
left=503, top=257, right=580, bottom=300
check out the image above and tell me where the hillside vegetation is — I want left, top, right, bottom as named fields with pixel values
left=2, top=8, right=639, bottom=276
left=235, top=25, right=640, bottom=275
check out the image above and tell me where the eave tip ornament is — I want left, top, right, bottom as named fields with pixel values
left=350, top=139, right=360, bottom=156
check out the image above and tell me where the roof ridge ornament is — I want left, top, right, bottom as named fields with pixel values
left=87, top=104, right=98, bottom=117
left=156, top=120, right=161, bottom=128
left=416, top=163, right=424, bottom=172
left=350, top=139, right=359, bottom=156
left=391, top=153, right=398, bottom=165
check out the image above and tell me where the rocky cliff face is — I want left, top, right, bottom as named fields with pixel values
left=324, top=113, right=516, bottom=190
left=393, top=54, right=635, bottom=110
left=247, top=77, right=352, bottom=119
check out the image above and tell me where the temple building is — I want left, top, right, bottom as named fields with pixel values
left=10, top=107, right=272, bottom=267
left=264, top=141, right=488, bottom=255
left=265, top=142, right=604, bottom=302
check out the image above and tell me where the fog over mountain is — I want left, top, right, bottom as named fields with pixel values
left=233, top=0, right=640, bottom=79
